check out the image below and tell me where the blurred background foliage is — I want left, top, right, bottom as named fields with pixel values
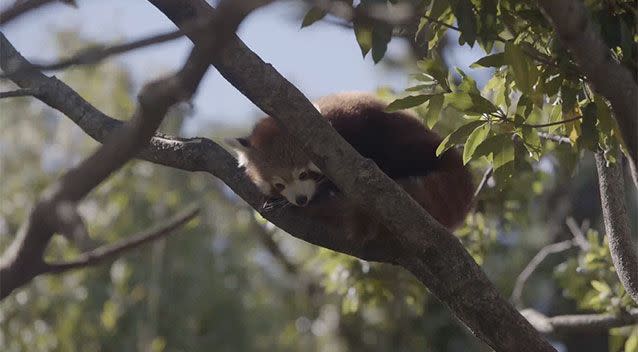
left=1, top=0, right=638, bottom=351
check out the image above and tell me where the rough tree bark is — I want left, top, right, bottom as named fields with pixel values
left=595, top=153, right=638, bottom=304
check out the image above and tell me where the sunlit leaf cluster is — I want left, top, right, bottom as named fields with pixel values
left=555, top=229, right=637, bottom=314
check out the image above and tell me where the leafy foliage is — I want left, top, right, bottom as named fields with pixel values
left=302, top=0, right=634, bottom=182
left=555, top=230, right=637, bottom=314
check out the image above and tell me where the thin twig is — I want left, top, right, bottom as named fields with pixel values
left=473, top=166, right=493, bottom=199
left=511, top=240, right=576, bottom=308
left=0, top=17, right=213, bottom=78
left=521, top=308, right=638, bottom=334
left=565, top=217, right=590, bottom=251
left=496, top=114, right=583, bottom=129
left=421, top=13, right=459, bottom=31
left=537, top=132, right=572, bottom=144
left=45, top=205, right=199, bottom=273
left=518, top=115, right=583, bottom=128
left=0, top=87, right=38, bottom=98
left=0, top=0, right=58, bottom=26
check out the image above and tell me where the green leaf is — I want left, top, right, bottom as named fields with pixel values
left=424, top=94, right=444, bottom=128
left=451, top=0, right=477, bottom=46
left=626, top=332, right=638, bottom=352
left=417, top=58, right=450, bottom=91
left=594, top=95, right=614, bottom=135
left=353, top=20, right=373, bottom=57
left=514, top=142, right=533, bottom=172
left=371, top=25, right=393, bottom=63
left=473, top=133, right=510, bottom=160
left=477, top=0, right=497, bottom=52
left=445, top=92, right=497, bottom=114
left=493, top=140, right=515, bottom=170
left=463, top=124, right=491, bottom=164
left=505, top=42, right=532, bottom=93
left=543, top=74, right=563, bottom=97
left=560, top=83, right=579, bottom=113
left=521, top=127, right=541, bottom=160
left=445, top=92, right=473, bottom=111
left=101, top=300, right=119, bottom=331
left=548, top=104, right=563, bottom=133
left=470, top=53, right=505, bottom=68
left=410, top=73, right=436, bottom=83
left=470, top=94, right=498, bottom=114
left=516, top=95, right=533, bottom=118
left=456, top=67, right=480, bottom=95
left=405, top=82, right=438, bottom=92
left=591, top=280, right=611, bottom=294
left=436, top=120, right=486, bottom=156
left=483, top=74, right=507, bottom=107
left=429, top=0, right=449, bottom=20
left=301, top=7, right=327, bottom=28
left=386, top=95, right=431, bottom=112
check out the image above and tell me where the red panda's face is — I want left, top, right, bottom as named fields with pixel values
left=268, top=165, right=323, bottom=206
left=225, top=133, right=324, bottom=207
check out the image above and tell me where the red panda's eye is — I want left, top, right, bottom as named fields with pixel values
left=274, top=183, right=285, bottom=191
left=298, top=171, right=308, bottom=180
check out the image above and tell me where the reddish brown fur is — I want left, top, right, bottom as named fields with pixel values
left=231, top=92, right=474, bottom=241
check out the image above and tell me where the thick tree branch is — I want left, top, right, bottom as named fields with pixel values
left=146, top=1, right=556, bottom=351
left=45, top=205, right=199, bottom=274
left=537, top=0, right=638, bottom=166
left=0, top=0, right=264, bottom=299
left=521, top=308, right=638, bottom=334
left=595, top=152, right=638, bottom=305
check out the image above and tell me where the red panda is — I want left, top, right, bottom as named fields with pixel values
left=226, top=92, right=474, bottom=241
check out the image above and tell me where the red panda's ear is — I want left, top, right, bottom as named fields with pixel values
left=224, top=137, right=251, bottom=152
left=224, top=137, right=252, bottom=167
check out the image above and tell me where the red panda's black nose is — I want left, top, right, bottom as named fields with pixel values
left=296, top=195, right=308, bottom=206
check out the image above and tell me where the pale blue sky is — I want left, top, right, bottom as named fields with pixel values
left=2, top=0, right=487, bottom=132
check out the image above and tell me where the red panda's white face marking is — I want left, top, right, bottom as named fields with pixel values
left=225, top=136, right=324, bottom=207
left=272, top=166, right=321, bottom=206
